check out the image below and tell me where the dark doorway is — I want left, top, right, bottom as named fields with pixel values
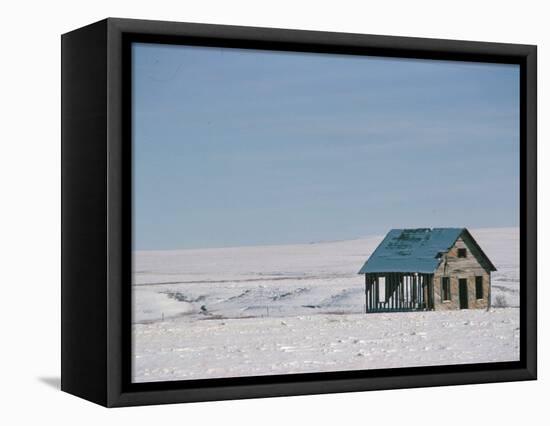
left=459, top=278, right=468, bottom=309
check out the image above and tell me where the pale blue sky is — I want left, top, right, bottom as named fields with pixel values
left=132, top=43, right=519, bottom=250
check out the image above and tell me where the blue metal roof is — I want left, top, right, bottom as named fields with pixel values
left=358, top=228, right=464, bottom=274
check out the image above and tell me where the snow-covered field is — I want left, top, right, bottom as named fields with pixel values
left=132, top=227, right=519, bottom=382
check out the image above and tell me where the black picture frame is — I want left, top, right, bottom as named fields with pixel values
left=61, top=17, right=537, bottom=407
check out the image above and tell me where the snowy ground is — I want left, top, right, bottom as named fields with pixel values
left=134, top=309, right=519, bottom=382
left=132, top=227, right=519, bottom=382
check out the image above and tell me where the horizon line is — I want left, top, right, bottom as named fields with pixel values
left=133, top=226, right=519, bottom=253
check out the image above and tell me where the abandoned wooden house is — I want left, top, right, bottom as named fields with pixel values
left=358, top=228, right=496, bottom=313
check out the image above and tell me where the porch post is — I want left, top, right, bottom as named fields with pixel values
left=365, top=274, right=368, bottom=313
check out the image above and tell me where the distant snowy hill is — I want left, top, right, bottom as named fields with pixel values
left=132, top=228, right=519, bottom=324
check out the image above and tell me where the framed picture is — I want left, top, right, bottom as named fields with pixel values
left=61, top=18, right=537, bottom=407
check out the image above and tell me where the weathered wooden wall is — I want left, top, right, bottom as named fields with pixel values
left=433, top=237, right=490, bottom=310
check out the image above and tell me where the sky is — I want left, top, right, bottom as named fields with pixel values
left=132, top=42, right=520, bottom=250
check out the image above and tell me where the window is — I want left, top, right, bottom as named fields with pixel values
left=441, top=277, right=451, bottom=301
left=475, top=276, right=483, bottom=299
left=457, top=248, right=467, bottom=258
